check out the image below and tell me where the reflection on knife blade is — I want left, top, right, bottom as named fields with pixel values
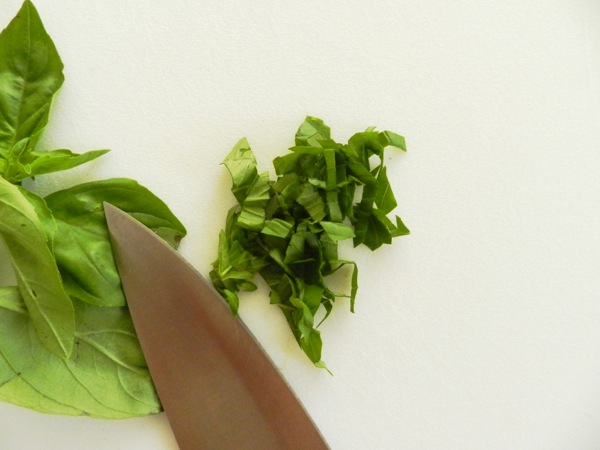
left=104, top=203, right=329, bottom=450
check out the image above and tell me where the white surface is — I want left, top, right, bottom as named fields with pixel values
left=1, top=0, right=600, bottom=448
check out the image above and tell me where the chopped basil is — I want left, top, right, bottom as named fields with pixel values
left=210, top=117, right=409, bottom=368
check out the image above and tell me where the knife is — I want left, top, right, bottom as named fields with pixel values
left=103, top=203, right=329, bottom=450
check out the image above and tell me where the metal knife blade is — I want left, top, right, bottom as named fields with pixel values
left=103, top=203, right=329, bottom=450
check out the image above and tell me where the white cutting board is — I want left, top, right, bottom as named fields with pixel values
left=1, top=0, right=600, bottom=448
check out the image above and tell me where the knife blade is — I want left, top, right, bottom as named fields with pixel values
left=103, top=203, right=329, bottom=450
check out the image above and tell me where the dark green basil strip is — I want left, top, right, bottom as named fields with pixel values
left=44, top=178, right=187, bottom=307
left=0, top=177, right=74, bottom=359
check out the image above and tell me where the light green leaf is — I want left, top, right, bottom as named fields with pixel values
left=25, top=148, right=109, bottom=178
left=2, top=140, right=110, bottom=184
left=44, top=178, right=187, bottom=307
left=0, top=295, right=160, bottom=418
left=0, top=176, right=74, bottom=358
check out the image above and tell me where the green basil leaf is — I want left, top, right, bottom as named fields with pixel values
left=0, top=0, right=63, bottom=156
left=44, top=178, right=187, bottom=307
left=0, top=176, right=74, bottom=359
left=0, top=115, right=108, bottom=185
left=0, top=294, right=160, bottom=418
left=18, top=184, right=57, bottom=249
left=24, top=148, right=110, bottom=178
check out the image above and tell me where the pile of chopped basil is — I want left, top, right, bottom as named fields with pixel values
left=210, top=117, right=409, bottom=368
left=0, top=1, right=186, bottom=417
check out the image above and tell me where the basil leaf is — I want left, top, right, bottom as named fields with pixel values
left=19, top=148, right=109, bottom=181
left=0, top=0, right=63, bottom=156
left=44, top=178, right=187, bottom=307
left=0, top=176, right=74, bottom=358
left=0, top=294, right=159, bottom=418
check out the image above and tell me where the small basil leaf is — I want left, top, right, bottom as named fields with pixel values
left=24, top=149, right=110, bottom=178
